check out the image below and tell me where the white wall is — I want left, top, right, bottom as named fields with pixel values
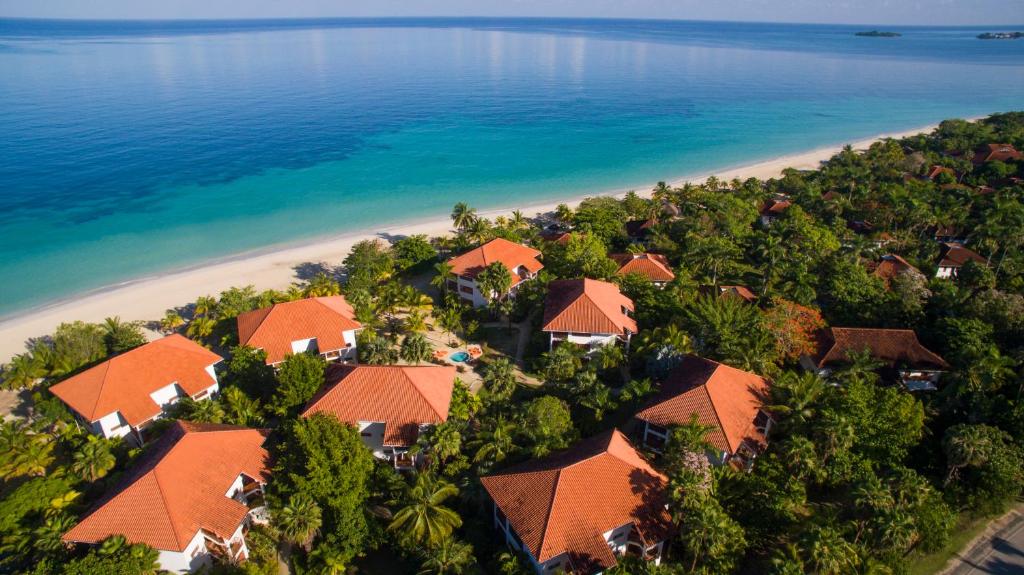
left=149, top=382, right=184, bottom=407
left=156, top=530, right=211, bottom=574
left=936, top=265, right=956, bottom=279
left=291, top=337, right=318, bottom=354
left=358, top=421, right=387, bottom=458
left=92, top=411, right=132, bottom=439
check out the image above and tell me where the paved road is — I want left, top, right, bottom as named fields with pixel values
left=949, top=512, right=1024, bottom=575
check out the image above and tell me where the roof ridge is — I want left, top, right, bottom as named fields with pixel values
left=536, top=467, right=564, bottom=561
left=397, top=366, right=446, bottom=418
left=701, top=367, right=734, bottom=453
left=150, top=455, right=186, bottom=550
left=86, top=360, right=114, bottom=420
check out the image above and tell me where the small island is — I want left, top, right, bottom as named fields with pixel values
left=855, top=30, right=902, bottom=37
left=978, top=32, right=1023, bottom=40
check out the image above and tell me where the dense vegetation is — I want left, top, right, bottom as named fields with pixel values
left=1, top=113, right=1023, bottom=574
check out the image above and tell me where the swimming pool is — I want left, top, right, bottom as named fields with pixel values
left=449, top=351, right=470, bottom=363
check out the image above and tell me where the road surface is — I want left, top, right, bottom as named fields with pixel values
left=948, top=510, right=1024, bottom=575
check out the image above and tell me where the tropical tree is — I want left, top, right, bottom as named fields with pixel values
left=468, top=417, right=518, bottom=472
left=158, top=310, right=185, bottom=334
left=186, top=315, right=216, bottom=341
left=482, top=358, right=517, bottom=402
left=769, top=371, right=826, bottom=433
left=418, top=537, right=475, bottom=574
left=431, top=261, right=454, bottom=297
left=475, top=261, right=513, bottom=307
left=71, top=436, right=116, bottom=482
left=221, top=386, right=264, bottom=426
left=3, top=434, right=55, bottom=478
left=1, top=352, right=46, bottom=389
left=389, top=472, right=463, bottom=547
left=274, top=493, right=323, bottom=552
left=303, top=272, right=342, bottom=297
left=271, top=352, right=327, bottom=416
left=401, top=333, right=433, bottom=365
left=451, top=203, right=478, bottom=232
left=102, top=316, right=147, bottom=354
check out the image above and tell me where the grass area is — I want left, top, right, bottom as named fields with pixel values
left=478, top=326, right=519, bottom=358
left=907, top=513, right=992, bottom=575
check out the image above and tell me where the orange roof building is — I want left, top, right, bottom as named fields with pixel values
left=480, top=430, right=672, bottom=574
left=636, top=356, right=772, bottom=465
left=446, top=238, right=544, bottom=308
left=972, top=143, right=1024, bottom=165
left=870, top=254, right=922, bottom=287
left=236, top=295, right=362, bottom=366
left=802, top=327, right=949, bottom=390
left=610, top=253, right=675, bottom=285
left=302, top=364, right=456, bottom=467
left=49, top=335, right=222, bottom=443
left=716, top=285, right=758, bottom=304
left=759, top=198, right=791, bottom=225
left=926, top=165, right=956, bottom=181
left=63, top=421, right=271, bottom=572
left=541, top=279, right=637, bottom=351
left=936, top=243, right=987, bottom=279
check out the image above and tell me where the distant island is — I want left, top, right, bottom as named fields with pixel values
left=978, top=32, right=1023, bottom=40
left=855, top=30, right=902, bottom=37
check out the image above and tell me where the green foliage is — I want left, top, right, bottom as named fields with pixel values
left=344, top=239, right=395, bottom=292
left=544, top=232, right=618, bottom=279
left=53, top=536, right=160, bottom=575
left=400, top=332, right=433, bottom=365
left=481, top=357, right=517, bottom=403
left=520, top=396, right=574, bottom=456
left=271, top=352, right=327, bottom=416
left=389, top=472, right=462, bottom=548
left=393, top=234, right=438, bottom=272
left=222, top=345, right=276, bottom=400
left=572, top=196, right=628, bottom=245
left=101, top=316, right=147, bottom=354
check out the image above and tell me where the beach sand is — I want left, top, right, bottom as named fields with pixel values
left=0, top=123, right=941, bottom=362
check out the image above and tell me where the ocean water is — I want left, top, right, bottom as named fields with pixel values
left=0, top=18, right=1022, bottom=317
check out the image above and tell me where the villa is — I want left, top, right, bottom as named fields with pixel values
left=972, top=143, right=1023, bottom=165
left=714, top=285, right=758, bottom=304
left=759, top=197, right=791, bottom=226
left=610, top=253, right=675, bottom=286
left=936, top=242, right=987, bottom=279
left=635, top=356, right=772, bottom=467
left=236, top=295, right=362, bottom=366
left=446, top=238, right=544, bottom=308
left=625, top=218, right=657, bottom=242
left=869, top=254, right=922, bottom=287
left=480, top=429, right=672, bottom=575
left=301, top=364, right=456, bottom=468
left=49, top=335, right=222, bottom=444
left=801, top=327, right=949, bottom=390
left=541, top=278, right=637, bottom=352
left=62, top=422, right=271, bottom=573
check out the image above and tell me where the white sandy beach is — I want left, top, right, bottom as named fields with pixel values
left=0, top=123, right=945, bottom=362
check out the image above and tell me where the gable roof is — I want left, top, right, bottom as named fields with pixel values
left=541, top=279, right=637, bottom=337
left=236, top=296, right=362, bottom=365
left=636, top=356, right=770, bottom=454
left=447, top=238, right=543, bottom=285
left=871, top=254, right=921, bottom=285
left=717, top=285, right=758, bottom=304
left=302, top=364, right=456, bottom=446
left=610, top=253, right=675, bottom=283
left=937, top=243, right=987, bottom=269
left=926, top=165, right=956, bottom=181
left=810, top=327, right=949, bottom=370
left=973, top=143, right=1024, bottom=164
left=49, top=335, right=222, bottom=427
left=760, top=198, right=791, bottom=217
left=480, top=430, right=671, bottom=571
left=63, top=422, right=271, bottom=552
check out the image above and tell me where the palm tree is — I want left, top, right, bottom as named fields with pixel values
left=71, top=436, right=116, bottom=482
left=769, top=371, right=826, bottom=432
left=510, top=210, right=527, bottom=230
left=275, top=493, right=323, bottom=552
left=475, top=262, right=512, bottom=308
left=33, top=513, right=76, bottom=554
left=2, top=352, right=46, bottom=390
left=401, top=333, right=433, bottom=365
left=450, top=203, right=477, bottom=232
left=6, top=434, right=55, bottom=478
left=402, top=285, right=435, bottom=314
left=186, top=316, right=216, bottom=341
left=468, top=418, right=518, bottom=472
left=418, top=537, right=475, bottom=574
left=389, top=473, right=462, bottom=547
left=962, top=347, right=1017, bottom=393
left=619, top=378, right=658, bottom=405
left=431, top=262, right=454, bottom=297
left=193, top=295, right=218, bottom=318
left=221, top=386, right=263, bottom=426
left=803, top=525, right=860, bottom=575
left=465, top=217, right=490, bottom=245
left=159, top=310, right=185, bottom=334
left=303, top=273, right=341, bottom=297
left=405, top=310, right=429, bottom=333
left=436, top=307, right=463, bottom=346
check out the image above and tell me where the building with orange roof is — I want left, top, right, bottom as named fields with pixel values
left=635, top=356, right=772, bottom=466
left=302, top=364, right=456, bottom=468
left=759, top=197, right=791, bottom=226
left=972, top=143, right=1024, bottom=165
left=870, top=254, right=922, bottom=287
left=926, top=165, right=956, bottom=181
left=715, top=285, right=758, bottom=304
left=801, top=327, right=949, bottom=390
left=610, top=253, right=675, bottom=286
left=236, top=295, right=362, bottom=366
left=62, top=421, right=271, bottom=573
left=541, top=278, right=637, bottom=352
left=480, top=429, right=672, bottom=574
left=445, top=238, right=544, bottom=308
left=935, top=242, right=987, bottom=279
left=49, top=335, right=222, bottom=443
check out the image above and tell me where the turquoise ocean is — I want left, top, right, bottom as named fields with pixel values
left=0, top=18, right=1022, bottom=316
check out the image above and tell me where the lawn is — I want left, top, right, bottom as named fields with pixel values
left=907, top=513, right=992, bottom=575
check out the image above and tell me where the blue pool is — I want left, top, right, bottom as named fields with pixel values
left=449, top=351, right=470, bottom=363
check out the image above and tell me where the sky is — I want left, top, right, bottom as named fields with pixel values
left=0, top=0, right=1020, bottom=26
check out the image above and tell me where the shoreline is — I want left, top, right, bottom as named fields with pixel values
left=0, top=120, right=954, bottom=361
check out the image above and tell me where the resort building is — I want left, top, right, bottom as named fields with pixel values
left=480, top=429, right=672, bottom=575
left=972, top=143, right=1024, bottom=165
left=801, top=327, right=949, bottom=390
left=301, top=364, right=456, bottom=468
left=759, top=197, right=791, bottom=226
left=446, top=238, right=544, bottom=308
left=62, top=422, right=271, bottom=573
left=635, top=356, right=772, bottom=467
left=714, top=285, right=758, bottom=304
left=869, top=254, right=922, bottom=287
left=610, top=253, right=675, bottom=286
left=236, top=295, right=362, bottom=366
left=541, top=278, right=637, bottom=352
left=625, top=218, right=657, bottom=242
left=926, top=165, right=956, bottom=181
left=936, top=242, right=987, bottom=279
left=49, top=335, right=222, bottom=444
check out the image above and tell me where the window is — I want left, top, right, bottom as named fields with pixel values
left=460, top=285, right=473, bottom=294
left=193, top=389, right=210, bottom=400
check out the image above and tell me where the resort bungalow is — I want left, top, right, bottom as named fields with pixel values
left=714, top=285, right=758, bottom=304
left=541, top=278, right=637, bottom=352
left=869, top=254, right=922, bottom=287
left=236, top=295, right=362, bottom=367
left=62, top=422, right=271, bottom=573
left=759, top=197, right=791, bottom=226
left=446, top=238, right=544, bottom=308
left=610, top=253, right=675, bottom=286
left=49, top=334, right=222, bottom=444
left=936, top=242, right=987, bottom=279
left=625, top=218, right=657, bottom=243
left=801, top=327, right=949, bottom=391
left=480, top=429, right=672, bottom=575
left=301, top=364, right=456, bottom=469
left=972, top=143, right=1024, bottom=165
left=635, top=356, right=772, bottom=467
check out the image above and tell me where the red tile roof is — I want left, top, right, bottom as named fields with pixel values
left=447, top=238, right=543, bottom=286
left=760, top=198, right=791, bottom=217
left=810, top=327, right=948, bottom=370
left=480, top=430, right=671, bottom=571
left=610, top=253, right=675, bottom=283
left=237, top=296, right=362, bottom=365
left=973, top=143, right=1024, bottom=164
left=636, top=356, right=769, bottom=454
left=63, top=422, right=271, bottom=552
left=49, top=335, right=222, bottom=428
left=926, top=165, right=956, bottom=181
left=937, top=243, right=987, bottom=269
left=871, top=254, right=921, bottom=285
left=302, top=364, right=456, bottom=446
left=541, top=279, right=637, bottom=337
left=717, top=285, right=758, bottom=304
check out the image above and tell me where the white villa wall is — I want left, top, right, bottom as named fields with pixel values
left=156, top=530, right=211, bottom=574
left=291, top=337, right=318, bottom=354
left=358, top=421, right=387, bottom=458
left=92, top=411, right=132, bottom=439
left=149, top=382, right=184, bottom=407
left=936, top=265, right=956, bottom=279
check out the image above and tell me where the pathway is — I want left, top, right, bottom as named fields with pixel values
left=942, top=506, right=1024, bottom=575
